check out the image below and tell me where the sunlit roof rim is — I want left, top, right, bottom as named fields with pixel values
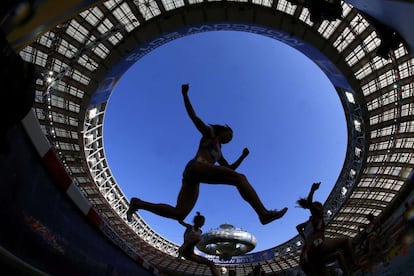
left=24, top=0, right=414, bottom=272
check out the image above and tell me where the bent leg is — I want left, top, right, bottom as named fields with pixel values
left=187, top=162, right=287, bottom=224
left=127, top=181, right=199, bottom=222
left=186, top=254, right=220, bottom=276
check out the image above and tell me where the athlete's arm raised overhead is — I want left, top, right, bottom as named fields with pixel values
left=181, top=84, right=212, bottom=137
left=308, top=182, right=322, bottom=217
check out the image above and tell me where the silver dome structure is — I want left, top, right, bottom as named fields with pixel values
left=197, top=224, right=257, bottom=261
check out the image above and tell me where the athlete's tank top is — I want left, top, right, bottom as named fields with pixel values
left=183, top=226, right=202, bottom=242
left=200, top=137, right=222, bottom=162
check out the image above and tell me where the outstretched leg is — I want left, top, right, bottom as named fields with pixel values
left=186, top=254, right=220, bottom=276
left=126, top=181, right=199, bottom=222
left=186, top=162, right=288, bottom=224
left=234, top=173, right=287, bottom=224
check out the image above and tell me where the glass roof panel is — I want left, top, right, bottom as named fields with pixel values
left=67, top=20, right=89, bottom=44
left=319, top=21, right=336, bottom=39
left=91, top=43, right=110, bottom=58
left=277, top=0, right=295, bottom=15
left=80, top=7, right=104, bottom=26
left=112, top=3, right=140, bottom=31
left=161, top=0, right=185, bottom=10
left=103, top=0, right=120, bottom=9
left=299, top=8, right=313, bottom=26
left=135, top=0, right=161, bottom=20
left=57, top=39, right=78, bottom=58
left=252, top=0, right=272, bottom=7
left=334, top=27, right=356, bottom=53
left=97, top=18, right=114, bottom=34
left=345, top=44, right=365, bottom=67
left=77, top=54, right=99, bottom=71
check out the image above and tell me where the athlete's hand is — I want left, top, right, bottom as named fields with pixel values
left=182, top=83, right=189, bottom=95
left=242, top=148, right=250, bottom=157
left=311, top=182, right=321, bottom=191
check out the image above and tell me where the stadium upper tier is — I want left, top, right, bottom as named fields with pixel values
left=5, top=0, right=414, bottom=275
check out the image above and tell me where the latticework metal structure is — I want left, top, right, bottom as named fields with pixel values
left=16, top=0, right=414, bottom=275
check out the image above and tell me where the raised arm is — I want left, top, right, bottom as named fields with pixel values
left=181, top=84, right=211, bottom=136
left=307, top=182, right=322, bottom=216
left=307, top=182, right=319, bottom=204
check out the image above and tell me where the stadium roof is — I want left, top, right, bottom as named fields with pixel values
left=12, top=0, right=414, bottom=274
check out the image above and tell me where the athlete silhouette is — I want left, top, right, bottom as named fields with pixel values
left=127, top=84, right=287, bottom=224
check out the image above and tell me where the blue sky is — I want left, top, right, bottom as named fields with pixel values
left=103, top=30, right=347, bottom=253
